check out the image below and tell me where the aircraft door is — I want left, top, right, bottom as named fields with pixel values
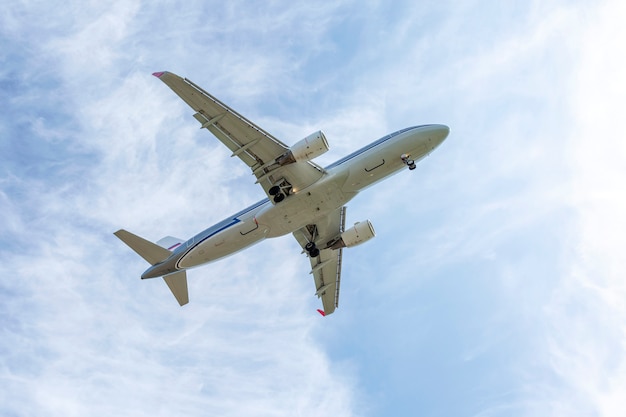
left=364, top=158, right=385, bottom=172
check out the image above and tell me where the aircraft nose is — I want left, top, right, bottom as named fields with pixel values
left=434, top=124, right=450, bottom=143
left=428, top=124, right=449, bottom=149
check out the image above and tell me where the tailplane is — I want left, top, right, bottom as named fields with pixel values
left=163, top=271, right=189, bottom=306
left=114, top=229, right=172, bottom=265
left=114, top=229, right=189, bottom=306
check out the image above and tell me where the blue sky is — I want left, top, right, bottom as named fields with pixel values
left=2, top=1, right=625, bottom=416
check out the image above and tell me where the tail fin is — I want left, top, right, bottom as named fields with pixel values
left=114, top=229, right=172, bottom=265
left=156, top=236, right=185, bottom=251
left=114, top=229, right=189, bottom=306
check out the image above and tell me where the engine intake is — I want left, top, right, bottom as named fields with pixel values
left=330, top=220, right=376, bottom=249
left=278, top=131, right=329, bottom=165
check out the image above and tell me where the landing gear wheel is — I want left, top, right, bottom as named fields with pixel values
left=401, top=154, right=416, bottom=171
left=305, top=241, right=320, bottom=257
left=273, top=193, right=285, bottom=203
left=269, top=185, right=280, bottom=196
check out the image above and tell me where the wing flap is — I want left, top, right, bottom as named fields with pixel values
left=293, top=207, right=347, bottom=316
left=154, top=71, right=286, bottom=167
left=310, top=248, right=343, bottom=315
left=154, top=71, right=325, bottom=198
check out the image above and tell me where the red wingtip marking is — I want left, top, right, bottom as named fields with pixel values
left=152, top=71, right=166, bottom=78
left=317, top=309, right=326, bottom=317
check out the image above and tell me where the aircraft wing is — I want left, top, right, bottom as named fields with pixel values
left=292, top=207, right=347, bottom=316
left=153, top=71, right=325, bottom=198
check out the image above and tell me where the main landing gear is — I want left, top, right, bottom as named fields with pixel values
left=401, top=154, right=416, bottom=170
left=269, top=179, right=292, bottom=203
left=305, top=241, right=320, bottom=258
left=269, top=185, right=285, bottom=203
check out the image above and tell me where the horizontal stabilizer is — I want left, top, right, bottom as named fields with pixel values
left=163, top=271, right=189, bottom=306
left=114, top=229, right=172, bottom=265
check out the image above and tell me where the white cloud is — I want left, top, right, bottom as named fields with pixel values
left=3, top=1, right=626, bottom=416
left=1, top=2, right=361, bottom=416
left=542, top=0, right=626, bottom=415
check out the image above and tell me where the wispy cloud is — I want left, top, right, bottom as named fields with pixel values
left=1, top=2, right=361, bottom=416
left=541, top=1, right=626, bottom=415
left=2, top=1, right=625, bottom=416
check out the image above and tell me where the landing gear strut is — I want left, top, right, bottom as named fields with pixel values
left=401, top=154, right=416, bottom=170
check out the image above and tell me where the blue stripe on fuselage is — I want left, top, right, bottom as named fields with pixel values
left=173, top=199, right=269, bottom=257
left=324, top=125, right=432, bottom=170
left=172, top=125, right=432, bottom=265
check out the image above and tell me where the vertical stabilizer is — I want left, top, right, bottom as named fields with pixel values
left=156, top=236, right=185, bottom=251
left=114, top=229, right=190, bottom=306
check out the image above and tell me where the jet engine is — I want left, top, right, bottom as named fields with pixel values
left=278, top=131, right=329, bottom=165
left=330, top=220, right=376, bottom=249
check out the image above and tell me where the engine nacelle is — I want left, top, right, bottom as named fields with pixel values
left=279, top=131, right=329, bottom=165
left=330, top=220, right=376, bottom=249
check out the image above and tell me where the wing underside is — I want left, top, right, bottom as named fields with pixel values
left=154, top=72, right=346, bottom=313
left=293, top=207, right=347, bottom=316
left=154, top=71, right=325, bottom=199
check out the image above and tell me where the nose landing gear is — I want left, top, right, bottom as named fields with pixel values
left=401, top=154, right=416, bottom=170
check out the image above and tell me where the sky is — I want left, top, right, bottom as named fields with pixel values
left=1, top=0, right=625, bottom=416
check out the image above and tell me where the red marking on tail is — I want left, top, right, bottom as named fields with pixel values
left=152, top=71, right=166, bottom=78
left=317, top=309, right=326, bottom=317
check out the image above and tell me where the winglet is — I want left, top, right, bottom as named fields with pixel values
left=317, top=309, right=326, bottom=317
left=152, top=71, right=167, bottom=78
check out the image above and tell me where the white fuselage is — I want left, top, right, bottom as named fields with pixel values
left=142, top=124, right=448, bottom=278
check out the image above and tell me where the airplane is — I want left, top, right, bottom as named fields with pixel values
left=114, top=71, right=449, bottom=316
